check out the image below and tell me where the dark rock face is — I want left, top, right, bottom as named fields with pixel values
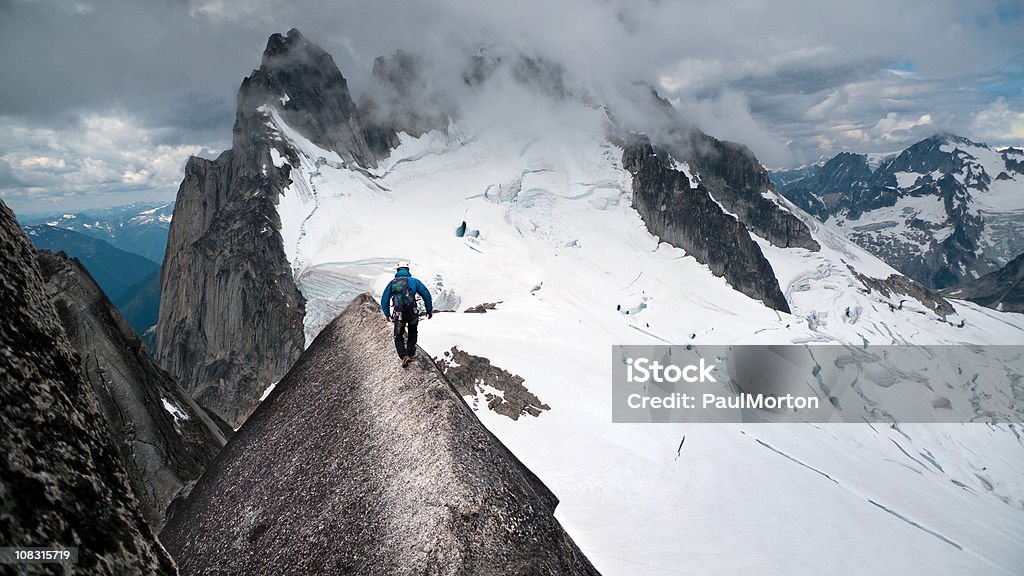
left=160, top=294, right=600, bottom=576
left=437, top=346, right=550, bottom=420
left=944, top=252, right=1024, bottom=313
left=37, top=250, right=228, bottom=531
left=156, top=142, right=305, bottom=428
left=0, top=200, right=177, bottom=574
left=156, top=33, right=324, bottom=428
left=682, top=132, right=820, bottom=251
left=774, top=134, right=1024, bottom=289
left=613, top=84, right=817, bottom=254
left=240, top=28, right=381, bottom=168
left=622, top=138, right=792, bottom=313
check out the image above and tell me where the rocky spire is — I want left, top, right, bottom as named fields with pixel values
left=154, top=32, right=324, bottom=429
left=236, top=28, right=382, bottom=168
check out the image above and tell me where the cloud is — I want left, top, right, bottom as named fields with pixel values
left=0, top=158, right=29, bottom=189
left=0, top=0, right=1022, bottom=213
left=971, top=97, right=1024, bottom=141
left=18, top=156, right=68, bottom=171
left=873, top=112, right=934, bottom=143
left=0, top=111, right=219, bottom=216
left=671, top=91, right=795, bottom=167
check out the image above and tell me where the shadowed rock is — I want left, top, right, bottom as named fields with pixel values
left=623, top=138, right=791, bottom=313
left=680, top=131, right=819, bottom=252
left=0, top=199, right=176, bottom=574
left=160, top=293, right=600, bottom=576
left=944, top=252, right=1024, bottom=313
left=37, top=250, right=228, bottom=531
left=155, top=32, right=317, bottom=428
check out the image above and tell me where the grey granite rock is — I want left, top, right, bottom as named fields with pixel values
left=154, top=141, right=305, bottom=428
left=160, top=293, right=600, bottom=576
left=37, top=250, right=228, bottom=532
left=154, top=35, right=323, bottom=428
left=622, top=138, right=792, bottom=313
left=0, top=199, right=177, bottom=574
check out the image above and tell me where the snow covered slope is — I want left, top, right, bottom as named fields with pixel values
left=262, top=82, right=1024, bottom=575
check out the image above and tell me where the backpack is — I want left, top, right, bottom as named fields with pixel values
left=389, top=277, right=416, bottom=314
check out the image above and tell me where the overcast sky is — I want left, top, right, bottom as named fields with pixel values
left=1, top=0, right=1022, bottom=216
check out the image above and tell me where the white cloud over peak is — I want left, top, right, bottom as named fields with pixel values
left=0, top=0, right=1021, bottom=210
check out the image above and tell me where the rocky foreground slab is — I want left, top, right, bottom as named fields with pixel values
left=160, top=293, right=600, bottom=576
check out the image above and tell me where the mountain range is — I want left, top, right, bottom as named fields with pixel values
left=23, top=201, right=174, bottom=263
left=23, top=225, right=160, bottom=301
left=21, top=202, right=173, bottom=342
left=771, top=135, right=1024, bottom=291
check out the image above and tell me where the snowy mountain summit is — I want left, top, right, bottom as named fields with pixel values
left=774, top=134, right=1024, bottom=289
left=157, top=30, right=1024, bottom=576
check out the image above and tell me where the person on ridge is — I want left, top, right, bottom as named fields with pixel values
left=380, top=262, right=433, bottom=367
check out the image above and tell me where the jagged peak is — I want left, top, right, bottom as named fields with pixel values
left=236, top=29, right=382, bottom=167
left=261, top=28, right=318, bottom=67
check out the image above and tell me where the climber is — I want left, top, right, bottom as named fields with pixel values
left=380, top=262, right=433, bottom=367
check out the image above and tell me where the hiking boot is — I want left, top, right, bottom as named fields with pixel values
left=401, top=356, right=413, bottom=367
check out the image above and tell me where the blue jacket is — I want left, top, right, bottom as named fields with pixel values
left=380, top=268, right=433, bottom=317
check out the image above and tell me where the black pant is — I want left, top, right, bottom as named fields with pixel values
left=393, top=313, right=419, bottom=358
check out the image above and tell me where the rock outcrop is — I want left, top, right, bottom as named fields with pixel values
left=155, top=33, right=322, bottom=428
left=944, top=251, right=1024, bottom=313
left=622, top=138, right=792, bottom=313
left=160, top=294, right=600, bottom=576
left=681, top=131, right=819, bottom=251
left=846, top=265, right=955, bottom=318
left=437, top=346, right=550, bottom=420
left=0, top=199, right=176, bottom=574
left=37, top=250, right=228, bottom=531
